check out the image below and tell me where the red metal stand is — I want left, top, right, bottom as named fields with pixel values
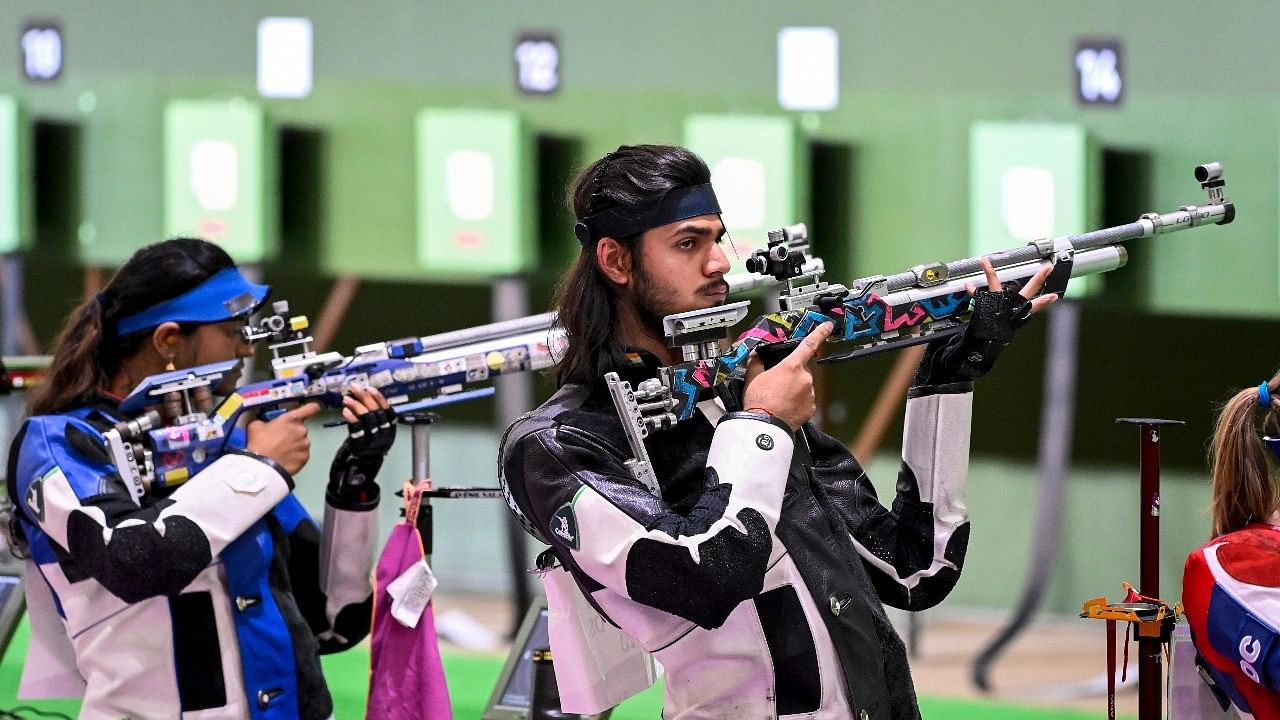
left=1116, top=418, right=1184, bottom=720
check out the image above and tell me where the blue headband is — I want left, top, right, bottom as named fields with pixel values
left=574, top=182, right=722, bottom=246
left=114, top=267, right=271, bottom=336
left=1265, top=436, right=1280, bottom=463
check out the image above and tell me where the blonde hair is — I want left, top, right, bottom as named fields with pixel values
left=1208, top=373, right=1280, bottom=536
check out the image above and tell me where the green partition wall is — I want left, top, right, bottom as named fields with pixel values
left=4, top=1, right=1280, bottom=621
left=684, top=114, right=803, bottom=272
left=0, top=1, right=1262, bottom=311
left=414, top=108, right=533, bottom=280
left=969, top=122, right=1100, bottom=294
left=164, top=99, right=274, bottom=263
left=0, top=96, right=29, bottom=254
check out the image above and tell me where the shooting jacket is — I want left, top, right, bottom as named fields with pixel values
left=500, top=351, right=975, bottom=720
left=6, top=395, right=379, bottom=720
left=1183, top=522, right=1280, bottom=720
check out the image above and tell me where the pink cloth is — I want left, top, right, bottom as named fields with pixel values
left=366, top=522, right=453, bottom=720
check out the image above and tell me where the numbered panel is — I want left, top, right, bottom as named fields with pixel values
left=257, top=17, right=313, bottom=99
left=1075, top=39, right=1124, bottom=106
left=0, top=98, right=27, bottom=254
left=684, top=114, right=803, bottom=274
left=514, top=34, right=559, bottom=95
left=970, top=122, right=1100, bottom=295
left=416, top=109, right=533, bottom=279
left=777, top=27, right=839, bottom=112
left=21, top=23, right=64, bottom=82
left=164, top=100, right=274, bottom=262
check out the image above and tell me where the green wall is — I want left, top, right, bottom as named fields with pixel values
left=2, top=1, right=1277, bottom=457
left=2, top=1, right=1274, bottom=300
left=2, top=1, right=1278, bottom=614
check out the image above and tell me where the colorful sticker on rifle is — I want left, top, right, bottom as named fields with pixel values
left=669, top=367, right=702, bottom=423
left=166, top=427, right=192, bottom=449
left=918, top=291, right=970, bottom=318
left=437, top=358, right=466, bottom=375
left=502, top=346, right=531, bottom=371
left=843, top=291, right=971, bottom=341
left=792, top=309, right=834, bottom=338
left=550, top=487, right=585, bottom=551
left=843, top=295, right=887, bottom=340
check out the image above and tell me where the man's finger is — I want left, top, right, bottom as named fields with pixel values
left=1020, top=263, right=1054, bottom=299
left=281, top=402, right=323, bottom=422
left=744, top=351, right=765, bottom=382
left=1028, top=293, right=1059, bottom=314
left=787, top=322, right=834, bottom=366
left=981, top=256, right=1001, bottom=291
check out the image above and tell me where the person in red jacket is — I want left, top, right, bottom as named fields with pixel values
left=1183, top=374, right=1280, bottom=720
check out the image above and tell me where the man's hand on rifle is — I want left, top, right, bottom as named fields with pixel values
left=743, top=321, right=835, bottom=432
left=963, top=256, right=1059, bottom=316
left=914, top=257, right=1059, bottom=388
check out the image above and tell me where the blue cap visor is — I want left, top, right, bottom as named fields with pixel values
left=114, top=267, right=271, bottom=336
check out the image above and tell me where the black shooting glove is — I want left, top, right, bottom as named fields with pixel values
left=912, top=286, right=1033, bottom=389
left=327, top=407, right=396, bottom=511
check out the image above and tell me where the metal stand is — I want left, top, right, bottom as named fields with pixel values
left=0, top=254, right=32, bottom=455
left=494, top=275, right=534, bottom=635
left=972, top=299, right=1081, bottom=689
left=400, top=411, right=438, bottom=558
left=1115, top=417, right=1184, bottom=720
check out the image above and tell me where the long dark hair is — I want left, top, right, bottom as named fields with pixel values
left=27, top=238, right=237, bottom=416
left=4, top=239, right=235, bottom=556
left=1208, top=373, right=1280, bottom=536
left=554, top=144, right=711, bottom=386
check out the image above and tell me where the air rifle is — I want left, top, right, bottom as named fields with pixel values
left=102, top=258, right=823, bottom=503
left=603, top=162, right=1235, bottom=475
left=0, top=356, right=50, bottom=395
left=105, top=304, right=565, bottom=502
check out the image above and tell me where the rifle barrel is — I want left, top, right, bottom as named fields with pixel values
left=885, top=199, right=1229, bottom=293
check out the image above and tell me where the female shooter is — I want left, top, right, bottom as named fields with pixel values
left=3, top=238, right=394, bottom=719
left=1183, top=374, right=1280, bottom=720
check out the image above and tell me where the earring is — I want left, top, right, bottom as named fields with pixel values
left=164, top=335, right=178, bottom=371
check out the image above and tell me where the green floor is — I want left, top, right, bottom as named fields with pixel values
left=0, top=618, right=1129, bottom=719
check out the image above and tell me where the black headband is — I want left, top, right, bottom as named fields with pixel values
left=574, top=182, right=722, bottom=246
